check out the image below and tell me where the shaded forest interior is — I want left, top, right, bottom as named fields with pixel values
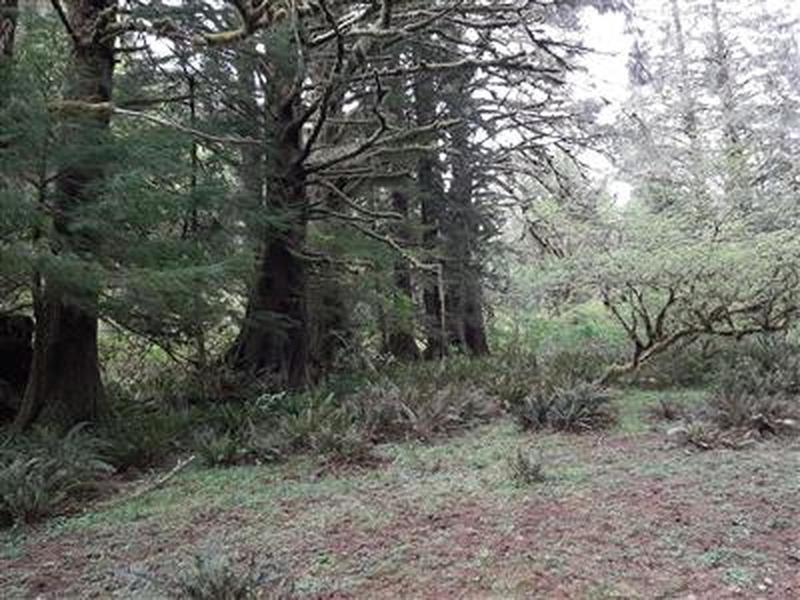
left=2, top=1, right=800, bottom=597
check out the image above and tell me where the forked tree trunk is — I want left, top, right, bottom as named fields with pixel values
left=15, top=0, right=113, bottom=430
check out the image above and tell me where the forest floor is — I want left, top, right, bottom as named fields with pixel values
left=1, top=389, right=799, bottom=599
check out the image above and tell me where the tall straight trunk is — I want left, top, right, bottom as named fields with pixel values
left=385, top=190, right=420, bottom=361
left=418, top=156, right=445, bottom=360
left=227, top=95, right=309, bottom=388
left=15, top=0, right=113, bottom=430
left=709, top=0, right=749, bottom=213
left=442, top=64, right=489, bottom=357
left=443, top=152, right=488, bottom=356
left=413, top=66, right=446, bottom=360
left=308, top=177, right=352, bottom=375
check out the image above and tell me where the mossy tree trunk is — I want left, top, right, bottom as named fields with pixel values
left=227, top=94, right=310, bottom=389
left=15, top=0, right=113, bottom=430
left=385, top=190, right=421, bottom=361
left=442, top=68, right=489, bottom=357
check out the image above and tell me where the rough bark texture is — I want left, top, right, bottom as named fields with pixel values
left=227, top=93, right=309, bottom=389
left=413, top=66, right=446, bottom=360
left=385, top=190, right=420, bottom=361
left=15, top=0, right=113, bottom=430
left=442, top=70, right=489, bottom=357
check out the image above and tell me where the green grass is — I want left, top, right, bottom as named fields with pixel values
left=2, top=387, right=799, bottom=598
left=615, top=387, right=708, bottom=433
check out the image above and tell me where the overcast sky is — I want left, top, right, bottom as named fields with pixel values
left=574, top=1, right=800, bottom=204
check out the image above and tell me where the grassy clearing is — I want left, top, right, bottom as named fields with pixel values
left=2, top=387, right=799, bottom=598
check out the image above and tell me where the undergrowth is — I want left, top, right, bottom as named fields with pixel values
left=0, top=424, right=113, bottom=527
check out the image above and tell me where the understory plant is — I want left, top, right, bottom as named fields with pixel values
left=510, top=380, right=616, bottom=433
left=0, top=424, right=113, bottom=527
left=132, top=548, right=294, bottom=600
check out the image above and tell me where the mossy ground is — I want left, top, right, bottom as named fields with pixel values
left=2, top=388, right=798, bottom=599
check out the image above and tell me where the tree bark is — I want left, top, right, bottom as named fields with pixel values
left=441, top=65, right=489, bottom=357
left=227, top=94, right=309, bottom=389
left=384, top=190, right=420, bottom=361
left=15, top=0, right=114, bottom=430
left=413, top=65, right=446, bottom=360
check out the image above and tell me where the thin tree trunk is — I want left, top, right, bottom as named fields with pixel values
left=670, top=0, right=697, bottom=139
left=16, top=0, right=114, bottom=430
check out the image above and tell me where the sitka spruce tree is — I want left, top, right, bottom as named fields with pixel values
left=3, top=3, right=239, bottom=429
left=13, top=0, right=116, bottom=428
left=0, top=0, right=606, bottom=431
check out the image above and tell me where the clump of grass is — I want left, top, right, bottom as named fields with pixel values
left=507, top=447, right=547, bottom=487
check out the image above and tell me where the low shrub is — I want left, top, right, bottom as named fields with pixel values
left=702, top=335, right=800, bottom=437
left=132, top=548, right=294, bottom=600
left=485, top=351, right=539, bottom=407
left=715, top=335, right=800, bottom=398
left=0, top=425, right=113, bottom=527
left=705, top=391, right=798, bottom=436
left=510, top=380, right=616, bottom=433
left=634, top=340, right=716, bottom=388
left=192, top=429, right=243, bottom=468
left=537, top=347, right=610, bottom=387
left=275, top=392, right=375, bottom=465
left=101, top=398, right=195, bottom=471
left=352, top=380, right=496, bottom=443
left=667, top=421, right=760, bottom=451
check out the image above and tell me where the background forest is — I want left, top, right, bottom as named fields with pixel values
left=1, top=1, right=800, bottom=597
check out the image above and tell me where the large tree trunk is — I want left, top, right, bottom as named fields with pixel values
left=413, top=66, right=446, bottom=360
left=15, top=0, right=114, bottom=430
left=442, top=69, right=489, bottom=357
left=425, top=56, right=490, bottom=358
left=227, top=95, right=309, bottom=389
left=384, top=190, right=420, bottom=361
